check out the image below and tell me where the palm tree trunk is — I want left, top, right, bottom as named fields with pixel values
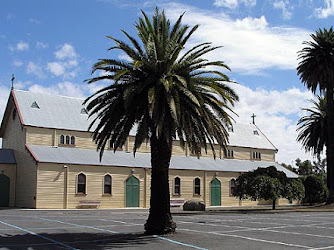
left=326, top=88, right=334, bottom=203
left=144, top=134, right=176, bottom=235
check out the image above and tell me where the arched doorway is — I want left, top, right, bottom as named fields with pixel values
left=0, top=174, right=10, bottom=207
left=210, top=178, right=221, bottom=206
left=126, top=176, right=139, bottom=207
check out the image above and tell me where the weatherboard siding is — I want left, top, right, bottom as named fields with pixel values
left=26, top=127, right=53, bottom=146
left=0, top=164, right=16, bottom=207
left=2, top=107, right=37, bottom=208
left=169, top=170, right=205, bottom=201
left=36, top=163, right=65, bottom=209
left=66, top=165, right=146, bottom=209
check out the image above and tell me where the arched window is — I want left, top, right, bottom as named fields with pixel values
left=70, top=136, right=75, bottom=145
left=59, top=135, right=65, bottom=144
left=174, top=177, right=181, bottom=195
left=77, top=173, right=86, bottom=194
left=104, top=174, right=112, bottom=195
left=230, top=179, right=236, bottom=196
left=194, top=177, right=200, bottom=195
left=66, top=135, right=70, bottom=145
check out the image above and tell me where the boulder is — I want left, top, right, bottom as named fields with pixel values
left=183, top=199, right=206, bottom=211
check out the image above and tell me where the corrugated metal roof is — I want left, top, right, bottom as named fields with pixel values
left=13, top=90, right=277, bottom=150
left=27, top=145, right=297, bottom=178
left=0, top=149, right=16, bottom=164
left=14, top=90, right=92, bottom=132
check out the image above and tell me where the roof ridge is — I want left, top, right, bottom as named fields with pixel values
left=14, top=89, right=85, bottom=101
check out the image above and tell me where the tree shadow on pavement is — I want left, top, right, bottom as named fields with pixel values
left=0, top=232, right=157, bottom=249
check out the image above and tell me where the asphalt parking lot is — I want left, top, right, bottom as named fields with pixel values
left=0, top=208, right=334, bottom=249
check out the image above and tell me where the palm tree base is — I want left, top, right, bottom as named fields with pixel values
left=144, top=219, right=176, bottom=235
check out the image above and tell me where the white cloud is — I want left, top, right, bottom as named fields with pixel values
left=47, top=62, right=66, bottom=76
left=29, top=81, right=86, bottom=98
left=26, top=62, right=44, bottom=79
left=14, top=80, right=32, bottom=90
left=36, top=41, right=48, bottom=49
left=315, top=0, right=334, bottom=18
left=273, top=0, right=294, bottom=20
left=47, top=44, right=79, bottom=78
left=228, top=83, right=315, bottom=164
left=29, top=18, right=40, bottom=24
left=12, top=60, right=23, bottom=67
left=163, top=3, right=310, bottom=74
left=9, top=41, right=29, bottom=52
left=214, top=0, right=256, bottom=8
left=214, top=0, right=238, bottom=9
left=55, top=44, right=77, bottom=60
left=17, top=41, right=29, bottom=51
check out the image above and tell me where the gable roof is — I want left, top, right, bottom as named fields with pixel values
left=1, top=90, right=277, bottom=150
left=26, top=145, right=296, bottom=178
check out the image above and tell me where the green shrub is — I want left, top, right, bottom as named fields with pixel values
left=303, top=174, right=329, bottom=204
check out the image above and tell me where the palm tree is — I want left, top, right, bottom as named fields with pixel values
left=297, top=96, right=327, bottom=158
left=297, top=27, right=334, bottom=202
left=84, top=8, right=238, bottom=234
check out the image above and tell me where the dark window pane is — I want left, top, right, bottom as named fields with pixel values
left=104, top=185, right=112, bottom=194
left=71, top=136, right=75, bottom=145
left=78, top=184, right=86, bottom=194
left=77, top=173, right=86, bottom=194
left=60, top=135, right=64, bottom=144
left=174, top=177, right=181, bottom=195
left=66, top=135, right=70, bottom=144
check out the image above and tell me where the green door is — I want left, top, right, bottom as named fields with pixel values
left=126, top=176, right=139, bottom=207
left=210, top=178, right=221, bottom=206
left=0, top=174, right=10, bottom=207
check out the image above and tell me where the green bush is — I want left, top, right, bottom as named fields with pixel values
left=303, top=174, right=329, bottom=204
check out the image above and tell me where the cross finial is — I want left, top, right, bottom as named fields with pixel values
left=11, top=74, right=15, bottom=90
left=251, top=113, right=256, bottom=125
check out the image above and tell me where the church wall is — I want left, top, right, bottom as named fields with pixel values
left=2, top=106, right=37, bottom=208
left=0, top=164, right=16, bottom=207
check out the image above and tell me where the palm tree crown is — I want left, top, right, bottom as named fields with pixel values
left=297, top=96, right=327, bottom=158
left=297, top=27, right=334, bottom=92
left=85, top=8, right=238, bottom=159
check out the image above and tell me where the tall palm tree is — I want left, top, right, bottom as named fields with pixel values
left=297, top=27, right=334, bottom=202
left=84, top=8, right=238, bottom=234
left=297, top=96, right=327, bottom=158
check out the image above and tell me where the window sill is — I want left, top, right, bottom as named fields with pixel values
left=102, top=194, right=112, bottom=196
left=75, top=193, right=87, bottom=196
left=59, top=144, right=76, bottom=147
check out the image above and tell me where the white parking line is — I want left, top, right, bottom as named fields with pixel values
left=180, top=228, right=313, bottom=249
left=262, top=229, right=334, bottom=239
left=37, top=217, right=207, bottom=250
left=0, top=219, right=77, bottom=250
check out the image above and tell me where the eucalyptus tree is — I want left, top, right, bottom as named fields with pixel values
left=297, top=27, right=334, bottom=202
left=297, top=96, right=327, bottom=158
left=85, top=8, right=238, bottom=234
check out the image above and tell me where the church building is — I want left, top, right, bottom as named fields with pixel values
left=0, top=90, right=297, bottom=209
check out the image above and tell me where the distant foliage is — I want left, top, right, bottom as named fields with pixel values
left=234, top=166, right=304, bottom=209
left=302, top=174, right=329, bottom=204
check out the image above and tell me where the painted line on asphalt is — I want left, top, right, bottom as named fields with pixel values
left=262, top=229, right=334, bottom=239
left=154, top=235, right=208, bottom=250
left=38, top=217, right=208, bottom=250
left=180, top=228, right=313, bottom=249
left=37, top=217, right=119, bottom=234
left=310, top=246, right=334, bottom=250
left=0, top=219, right=77, bottom=250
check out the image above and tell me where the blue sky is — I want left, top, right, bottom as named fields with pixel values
left=1, top=0, right=334, bottom=164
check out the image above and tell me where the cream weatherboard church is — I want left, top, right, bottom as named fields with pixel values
left=0, top=89, right=297, bottom=209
